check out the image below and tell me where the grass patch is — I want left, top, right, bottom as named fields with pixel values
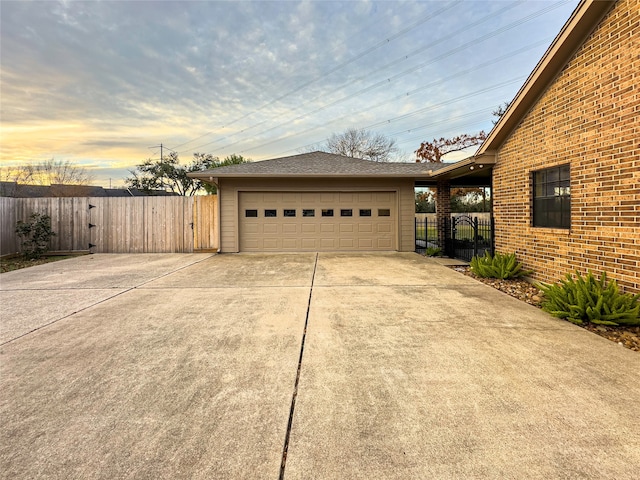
left=1, top=255, right=75, bottom=273
left=415, top=225, right=438, bottom=240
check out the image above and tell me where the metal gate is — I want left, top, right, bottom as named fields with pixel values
left=444, top=215, right=493, bottom=262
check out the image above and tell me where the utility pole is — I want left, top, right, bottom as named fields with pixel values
left=147, top=143, right=177, bottom=192
left=148, top=143, right=175, bottom=160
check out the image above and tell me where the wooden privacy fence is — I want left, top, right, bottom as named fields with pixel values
left=0, top=196, right=218, bottom=256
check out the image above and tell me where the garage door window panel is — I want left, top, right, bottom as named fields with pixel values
left=265, top=209, right=277, bottom=217
left=341, top=209, right=353, bottom=217
left=303, top=209, right=315, bottom=217
left=284, top=209, right=296, bottom=217
left=322, top=209, right=334, bottom=217
left=245, top=209, right=258, bottom=217
left=378, top=209, right=391, bottom=217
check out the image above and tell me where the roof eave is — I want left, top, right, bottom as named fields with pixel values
left=478, top=0, right=615, bottom=154
left=189, top=172, right=436, bottom=180
left=429, top=154, right=497, bottom=180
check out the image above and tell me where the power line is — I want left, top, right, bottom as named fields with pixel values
left=195, top=2, right=565, bottom=157
left=237, top=76, right=524, bottom=157
left=169, top=1, right=462, bottom=153
left=218, top=36, right=548, bottom=156
left=147, top=143, right=176, bottom=160
left=167, top=0, right=571, bottom=160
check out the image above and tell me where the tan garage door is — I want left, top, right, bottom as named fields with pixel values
left=239, top=191, right=396, bottom=252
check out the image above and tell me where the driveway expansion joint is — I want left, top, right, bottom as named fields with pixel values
left=279, top=252, right=318, bottom=480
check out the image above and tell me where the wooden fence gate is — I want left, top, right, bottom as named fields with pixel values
left=1, top=196, right=218, bottom=256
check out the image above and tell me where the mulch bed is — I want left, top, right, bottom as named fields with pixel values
left=450, top=266, right=640, bottom=352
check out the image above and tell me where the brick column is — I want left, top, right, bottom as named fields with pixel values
left=436, top=180, right=451, bottom=251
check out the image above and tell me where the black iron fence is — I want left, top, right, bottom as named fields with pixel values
left=414, top=216, right=440, bottom=255
left=416, top=214, right=493, bottom=262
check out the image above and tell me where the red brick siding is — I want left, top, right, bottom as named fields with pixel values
left=493, top=0, right=640, bottom=293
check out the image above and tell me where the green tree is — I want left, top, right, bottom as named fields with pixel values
left=126, top=152, right=249, bottom=196
left=198, top=154, right=250, bottom=194
left=415, top=190, right=435, bottom=213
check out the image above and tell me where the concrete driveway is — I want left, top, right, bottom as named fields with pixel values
left=1, top=253, right=638, bottom=479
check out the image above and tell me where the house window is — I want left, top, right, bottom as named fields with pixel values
left=322, top=209, right=334, bottom=217
left=265, top=209, right=277, bottom=217
left=378, top=209, right=391, bottom=217
left=359, top=209, right=372, bottom=217
left=303, top=209, right=315, bottom=217
left=533, top=164, right=570, bottom=228
left=245, top=209, right=258, bottom=218
left=340, top=209, right=353, bottom=217
left=284, top=209, right=296, bottom=217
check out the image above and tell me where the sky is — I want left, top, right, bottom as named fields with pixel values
left=0, top=0, right=579, bottom=187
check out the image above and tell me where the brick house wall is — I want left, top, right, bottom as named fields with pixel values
left=493, top=0, right=639, bottom=293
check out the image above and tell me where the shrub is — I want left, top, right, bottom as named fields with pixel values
left=470, top=251, right=532, bottom=279
left=425, top=246, right=442, bottom=257
left=15, top=212, right=56, bottom=260
left=538, top=271, right=640, bottom=326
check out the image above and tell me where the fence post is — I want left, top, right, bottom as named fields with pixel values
left=490, top=215, right=495, bottom=256
left=473, top=217, right=479, bottom=259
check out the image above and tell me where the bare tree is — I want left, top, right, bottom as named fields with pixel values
left=415, top=131, right=489, bottom=207
left=1, top=159, right=94, bottom=185
left=320, top=127, right=401, bottom=162
left=415, top=131, right=487, bottom=163
left=492, top=102, right=511, bottom=124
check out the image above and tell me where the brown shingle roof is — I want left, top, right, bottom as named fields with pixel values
left=189, top=151, right=446, bottom=178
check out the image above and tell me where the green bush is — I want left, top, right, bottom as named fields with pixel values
left=470, top=251, right=532, bottom=279
left=425, top=246, right=442, bottom=257
left=538, top=271, right=640, bottom=326
left=15, top=212, right=56, bottom=260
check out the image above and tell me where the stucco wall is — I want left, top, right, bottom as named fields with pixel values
left=493, top=0, right=639, bottom=292
left=218, top=177, right=416, bottom=253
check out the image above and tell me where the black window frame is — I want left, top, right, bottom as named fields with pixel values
left=359, top=209, right=372, bottom=217
left=245, top=209, right=258, bottom=218
left=264, top=209, right=277, bottom=218
left=340, top=209, right=353, bottom=217
left=302, top=209, right=315, bottom=217
left=532, top=164, right=571, bottom=229
left=378, top=208, right=391, bottom=217
left=283, top=209, right=296, bottom=217
left=321, top=209, right=334, bottom=217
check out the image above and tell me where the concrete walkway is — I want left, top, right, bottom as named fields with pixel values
left=1, top=253, right=638, bottom=479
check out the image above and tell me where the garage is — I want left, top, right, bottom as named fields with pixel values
left=189, top=151, right=438, bottom=253
left=238, top=191, right=396, bottom=252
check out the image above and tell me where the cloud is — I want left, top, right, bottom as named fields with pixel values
left=1, top=0, right=579, bottom=185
